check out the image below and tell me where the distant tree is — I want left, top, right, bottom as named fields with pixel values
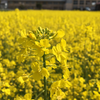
left=19, top=4, right=25, bottom=10
left=36, top=3, right=42, bottom=9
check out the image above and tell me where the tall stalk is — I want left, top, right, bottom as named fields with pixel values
left=43, top=52, right=47, bottom=100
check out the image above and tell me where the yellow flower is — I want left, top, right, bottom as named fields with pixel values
left=52, top=43, right=66, bottom=62
left=60, top=39, right=67, bottom=52
left=0, top=51, right=2, bottom=57
left=10, top=60, right=16, bottom=66
left=41, top=68, right=49, bottom=78
left=50, top=81, right=66, bottom=100
left=24, top=93, right=32, bottom=100
left=60, top=79, right=71, bottom=88
left=96, top=80, right=100, bottom=92
left=31, top=62, right=49, bottom=81
left=93, top=91, right=100, bottom=98
left=34, top=39, right=51, bottom=55
left=38, top=97, right=44, bottom=100
left=63, top=68, right=70, bottom=79
left=0, top=63, right=3, bottom=72
left=20, top=30, right=27, bottom=38
left=17, top=54, right=26, bottom=64
left=2, top=88, right=11, bottom=95
left=17, top=76, right=24, bottom=84
left=40, top=39, right=51, bottom=48
left=3, top=82, right=10, bottom=87
left=31, top=71, right=42, bottom=81
left=56, top=30, right=65, bottom=38
left=56, top=89, right=65, bottom=100
left=29, top=32, right=36, bottom=40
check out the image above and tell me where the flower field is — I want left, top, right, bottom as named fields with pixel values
left=0, top=9, right=100, bottom=100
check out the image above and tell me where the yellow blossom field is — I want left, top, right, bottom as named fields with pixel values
left=0, top=9, right=100, bottom=100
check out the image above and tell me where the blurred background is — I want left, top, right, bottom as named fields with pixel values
left=0, top=0, right=100, bottom=11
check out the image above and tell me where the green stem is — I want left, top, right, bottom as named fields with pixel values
left=34, top=90, right=45, bottom=100
left=33, top=81, right=37, bottom=98
left=43, top=52, right=47, bottom=100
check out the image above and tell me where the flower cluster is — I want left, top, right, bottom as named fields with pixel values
left=0, top=9, right=100, bottom=100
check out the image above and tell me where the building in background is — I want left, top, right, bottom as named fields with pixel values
left=2, top=0, right=100, bottom=10
left=73, top=0, right=100, bottom=10
left=7, top=0, right=67, bottom=10
left=95, top=2, right=100, bottom=10
left=0, top=0, right=7, bottom=9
